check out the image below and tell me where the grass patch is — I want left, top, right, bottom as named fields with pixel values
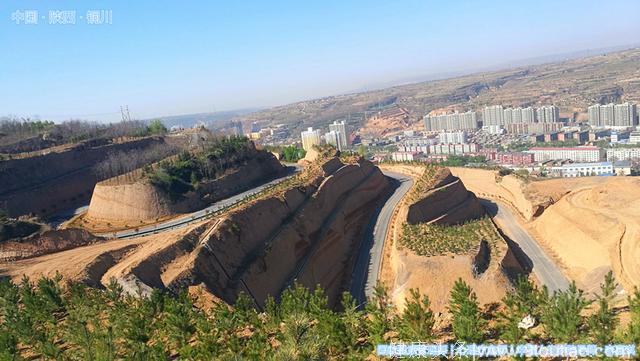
left=399, top=217, right=500, bottom=256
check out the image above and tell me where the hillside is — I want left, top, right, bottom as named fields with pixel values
left=2, top=154, right=392, bottom=309
left=379, top=165, right=510, bottom=312
left=451, top=167, right=640, bottom=295
left=230, top=48, right=640, bottom=136
left=81, top=138, right=285, bottom=229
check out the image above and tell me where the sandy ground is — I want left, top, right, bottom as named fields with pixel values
left=0, top=237, right=147, bottom=283
left=451, top=167, right=640, bottom=295
left=0, top=223, right=204, bottom=288
left=391, top=251, right=509, bottom=313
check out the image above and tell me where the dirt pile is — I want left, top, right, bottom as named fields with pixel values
left=84, top=149, right=285, bottom=226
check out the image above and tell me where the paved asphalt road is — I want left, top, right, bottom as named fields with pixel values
left=481, top=199, right=570, bottom=293
left=95, top=166, right=300, bottom=239
left=350, top=171, right=414, bottom=305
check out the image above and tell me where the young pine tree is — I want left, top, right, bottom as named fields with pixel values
left=364, top=282, right=394, bottom=345
left=625, top=288, right=640, bottom=346
left=448, top=278, right=485, bottom=343
left=496, top=277, right=541, bottom=344
left=395, top=288, right=435, bottom=342
left=588, top=271, right=619, bottom=346
left=540, top=282, right=590, bottom=343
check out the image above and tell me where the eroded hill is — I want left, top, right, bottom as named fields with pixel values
left=379, top=164, right=512, bottom=312
left=82, top=139, right=285, bottom=229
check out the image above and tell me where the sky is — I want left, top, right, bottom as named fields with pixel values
left=1, top=0, right=639, bottom=122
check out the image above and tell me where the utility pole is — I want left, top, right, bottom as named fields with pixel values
left=120, top=105, right=132, bottom=122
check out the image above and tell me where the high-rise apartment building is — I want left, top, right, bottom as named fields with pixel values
left=300, top=127, right=321, bottom=151
left=614, top=103, right=637, bottom=126
left=423, top=111, right=478, bottom=131
left=536, top=106, right=560, bottom=123
left=482, top=105, right=504, bottom=126
left=439, top=130, right=468, bottom=144
left=324, top=130, right=342, bottom=151
left=588, top=103, right=637, bottom=127
left=484, top=105, right=559, bottom=126
left=328, top=120, right=349, bottom=149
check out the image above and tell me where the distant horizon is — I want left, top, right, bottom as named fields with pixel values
left=2, top=0, right=639, bottom=123
left=6, top=42, right=635, bottom=126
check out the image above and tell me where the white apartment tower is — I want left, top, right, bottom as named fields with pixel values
left=588, top=103, right=637, bottom=127
left=328, top=120, right=348, bottom=149
left=324, top=130, right=342, bottom=151
left=300, top=127, right=321, bottom=151
left=536, top=105, right=560, bottom=123
left=423, top=111, right=478, bottom=131
left=482, top=105, right=504, bottom=126
left=614, top=103, right=637, bottom=126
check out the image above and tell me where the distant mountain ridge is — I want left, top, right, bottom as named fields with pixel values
left=147, top=108, right=264, bottom=129
left=227, top=46, right=640, bottom=137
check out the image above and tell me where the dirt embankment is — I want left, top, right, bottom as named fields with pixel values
left=12, top=156, right=391, bottom=305
left=449, top=167, right=539, bottom=220
left=451, top=167, right=639, bottom=295
left=159, top=157, right=390, bottom=308
left=0, top=229, right=102, bottom=261
left=83, top=150, right=285, bottom=228
left=0, top=137, right=168, bottom=217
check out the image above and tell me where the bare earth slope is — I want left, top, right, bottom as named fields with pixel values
left=379, top=165, right=509, bottom=313
left=1, top=156, right=392, bottom=310
left=451, top=167, right=640, bottom=294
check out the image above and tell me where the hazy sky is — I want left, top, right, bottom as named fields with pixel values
left=1, top=0, right=639, bottom=122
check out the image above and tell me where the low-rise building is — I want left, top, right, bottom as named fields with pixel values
left=391, top=151, right=425, bottom=162
left=439, top=130, right=468, bottom=144
left=606, top=148, right=640, bottom=162
left=428, top=143, right=478, bottom=155
left=497, top=152, right=535, bottom=166
left=528, top=146, right=603, bottom=163
left=558, top=162, right=614, bottom=177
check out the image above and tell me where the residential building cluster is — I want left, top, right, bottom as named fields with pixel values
left=300, top=120, right=349, bottom=151
left=423, top=111, right=478, bottom=131
left=606, top=148, right=640, bottom=162
left=482, top=105, right=559, bottom=126
left=527, top=146, right=603, bottom=163
left=588, top=103, right=638, bottom=127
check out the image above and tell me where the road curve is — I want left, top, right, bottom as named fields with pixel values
left=95, top=165, right=301, bottom=239
left=481, top=199, right=570, bottom=293
left=350, top=171, right=414, bottom=305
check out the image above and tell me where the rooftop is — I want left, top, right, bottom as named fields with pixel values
left=529, top=146, right=600, bottom=151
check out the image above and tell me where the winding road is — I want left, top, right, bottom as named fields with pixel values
left=481, top=199, right=570, bottom=293
left=350, top=171, right=414, bottom=305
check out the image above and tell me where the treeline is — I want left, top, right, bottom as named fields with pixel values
left=263, top=145, right=306, bottom=162
left=0, top=118, right=168, bottom=152
left=1, top=273, right=639, bottom=359
left=148, top=136, right=254, bottom=199
left=93, top=142, right=180, bottom=181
